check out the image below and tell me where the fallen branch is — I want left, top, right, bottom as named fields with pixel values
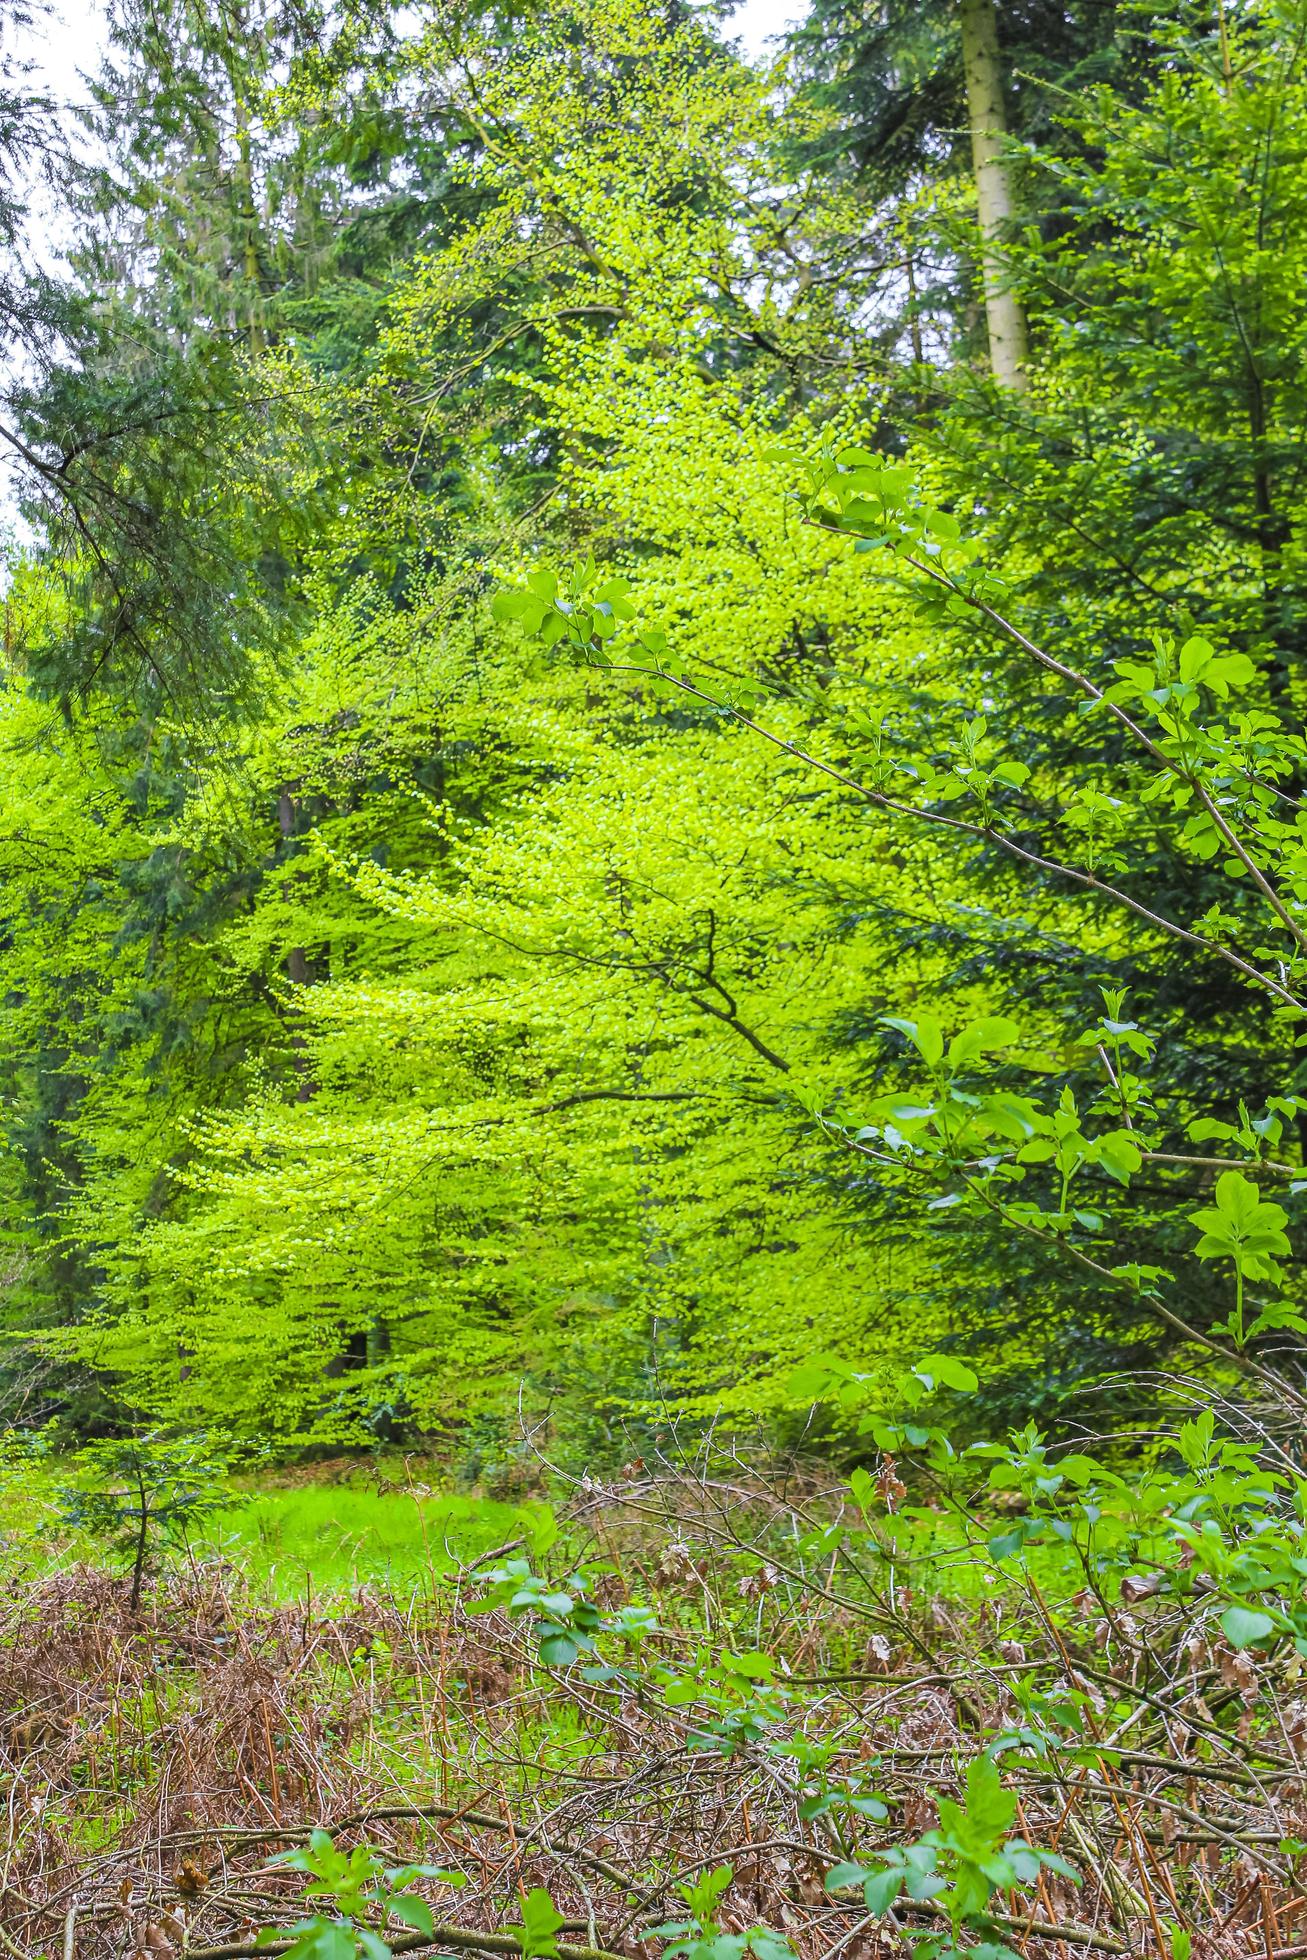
left=189, top=1926, right=625, bottom=1960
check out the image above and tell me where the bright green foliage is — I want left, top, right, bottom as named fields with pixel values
left=503, top=337, right=1307, bottom=1390
left=825, top=1754, right=1077, bottom=1960
left=504, top=1888, right=567, bottom=1960
left=0, top=0, right=983, bottom=1442
left=266, top=1830, right=466, bottom=1960
left=0, top=0, right=1306, bottom=1456
left=8, top=10, right=1307, bottom=1960
left=653, top=1863, right=797, bottom=1960
left=473, top=1559, right=608, bottom=1668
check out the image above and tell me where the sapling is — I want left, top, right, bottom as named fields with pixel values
left=58, top=1430, right=234, bottom=1610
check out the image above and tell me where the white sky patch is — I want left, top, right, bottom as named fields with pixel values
left=730, top=0, right=806, bottom=60
left=13, top=0, right=105, bottom=266
left=19, top=0, right=104, bottom=123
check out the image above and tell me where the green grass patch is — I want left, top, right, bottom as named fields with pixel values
left=0, top=1450, right=530, bottom=1602
left=201, top=1482, right=526, bottom=1597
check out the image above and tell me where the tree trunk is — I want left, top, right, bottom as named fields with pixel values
left=278, top=787, right=316, bottom=1101
left=959, top=0, right=1029, bottom=392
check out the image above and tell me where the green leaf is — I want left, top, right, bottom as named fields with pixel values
left=1220, top=1605, right=1277, bottom=1649
left=947, top=1016, right=1021, bottom=1066
left=746, top=1933, right=796, bottom=1960
left=870, top=1095, right=937, bottom=1125
left=824, top=1862, right=871, bottom=1893
left=276, top=1921, right=359, bottom=1960
left=1094, top=1132, right=1142, bottom=1184
left=388, top=1895, right=436, bottom=1936
left=913, top=1353, right=979, bottom=1393
left=962, top=1754, right=1018, bottom=1842
left=1190, top=1172, right=1290, bottom=1263
left=861, top=1868, right=905, bottom=1917
left=491, top=590, right=530, bottom=621
left=508, top=1887, right=566, bottom=1960
left=883, top=1014, right=944, bottom=1067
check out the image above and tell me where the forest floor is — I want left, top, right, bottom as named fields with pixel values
left=0, top=1460, right=1299, bottom=1960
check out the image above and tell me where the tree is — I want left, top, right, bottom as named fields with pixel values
left=10, top=0, right=1307, bottom=1457
left=57, top=1430, right=231, bottom=1609
left=786, top=0, right=1119, bottom=381
left=10, top=0, right=969, bottom=1444
left=0, top=0, right=344, bottom=716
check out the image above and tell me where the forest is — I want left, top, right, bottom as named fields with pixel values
left=0, top=0, right=1303, bottom=1955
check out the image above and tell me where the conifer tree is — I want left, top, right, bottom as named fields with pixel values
left=788, top=0, right=1118, bottom=382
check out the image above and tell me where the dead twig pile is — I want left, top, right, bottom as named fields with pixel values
left=0, top=1465, right=1301, bottom=1960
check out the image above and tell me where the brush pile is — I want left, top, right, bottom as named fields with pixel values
left=0, top=1453, right=1301, bottom=1960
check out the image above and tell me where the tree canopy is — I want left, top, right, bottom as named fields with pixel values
left=0, top=0, right=1301, bottom=1459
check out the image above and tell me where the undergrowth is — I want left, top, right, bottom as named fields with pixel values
left=0, top=1403, right=1302, bottom=1960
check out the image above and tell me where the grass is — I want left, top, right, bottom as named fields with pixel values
left=0, top=1449, right=532, bottom=1601
left=202, top=1481, right=527, bottom=1596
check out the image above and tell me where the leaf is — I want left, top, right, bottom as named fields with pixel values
left=987, top=1528, right=1025, bottom=1562
left=824, top=1862, right=871, bottom=1893
left=1220, top=1605, right=1277, bottom=1649
left=882, top=1014, right=944, bottom=1067
left=386, top=1864, right=465, bottom=1890
left=746, top=1933, right=796, bottom=1960
left=1177, top=1409, right=1215, bottom=1470
left=275, top=1922, right=358, bottom=1960
left=1190, top=1172, right=1290, bottom=1264
left=947, top=1016, right=1021, bottom=1066
left=1094, top=1132, right=1142, bottom=1184
left=861, top=1868, right=905, bottom=1917
left=1247, top=1305, right=1307, bottom=1338
left=962, top=1754, right=1017, bottom=1842
left=508, top=1887, right=566, bottom=1960
left=870, top=1095, right=937, bottom=1125
left=914, top=1353, right=979, bottom=1393
left=387, top=1895, right=436, bottom=1935
left=1205, top=652, right=1257, bottom=696
left=720, top=1649, right=775, bottom=1680
left=1178, top=637, right=1214, bottom=682
left=1188, top=1118, right=1235, bottom=1142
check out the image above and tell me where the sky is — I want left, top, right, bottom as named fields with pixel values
left=732, top=0, right=804, bottom=56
